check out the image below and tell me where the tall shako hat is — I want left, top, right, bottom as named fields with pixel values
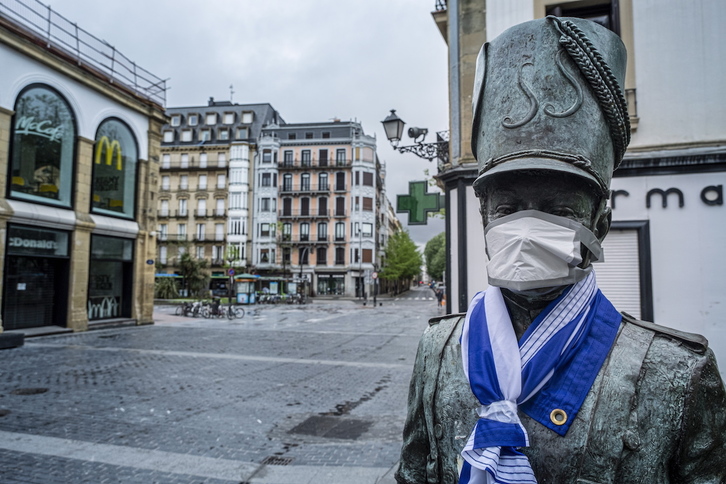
left=472, top=16, right=630, bottom=196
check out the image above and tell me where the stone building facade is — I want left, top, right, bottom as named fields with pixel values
left=0, top=1, right=166, bottom=340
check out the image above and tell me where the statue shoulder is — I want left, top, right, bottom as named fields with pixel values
left=621, top=311, right=709, bottom=354
left=428, top=312, right=466, bottom=327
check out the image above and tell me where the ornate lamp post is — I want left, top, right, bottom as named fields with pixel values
left=381, top=109, right=449, bottom=164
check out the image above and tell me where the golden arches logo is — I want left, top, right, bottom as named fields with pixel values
left=94, top=136, right=123, bottom=171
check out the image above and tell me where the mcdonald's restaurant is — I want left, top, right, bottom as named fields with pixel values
left=0, top=12, right=166, bottom=346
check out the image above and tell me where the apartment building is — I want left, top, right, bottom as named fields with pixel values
left=157, top=100, right=283, bottom=276
left=253, top=121, right=385, bottom=297
left=0, top=0, right=165, bottom=340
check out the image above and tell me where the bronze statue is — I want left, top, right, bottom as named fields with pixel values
left=396, top=17, right=726, bottom=484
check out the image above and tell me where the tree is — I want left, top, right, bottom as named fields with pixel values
left=380, top=231, right=423, bottom=294
left=424, top=232, right=446, bottom=281
left=154, top=277, right=179, bottom=299
left=179, top=252, right=210, bottom=298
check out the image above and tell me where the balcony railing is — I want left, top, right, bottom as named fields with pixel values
left=0, top=0, right=166, bottom=106
left=160, top=161, right=228, bottom=171
left=157, top=234, right=188, bottom=242
left=280, top=184, right=330, bottom=194
left=278, top=209, right=330, bottom=219
left=277, top=159, right=350, bottom=169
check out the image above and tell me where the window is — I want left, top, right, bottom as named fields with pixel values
left=206, top=113, right=217, bottom=125
left=317, top=222, right=328, bottom=241
left=322, top=132, right=330, bottom=139
left=298, top=247, right=309, bottom=265
left=300, top=223, right=309, bottom=241
left=260, top=197, right=275, bottom=212
left=218, top=129, right=229, bottom=141
left=196, top=223, right=205, bottom=241
left=355, top=171, right=360, bottom=186
left=362, top=197, right=373, bottom=211
left=181, top=129, right=192, bottom=142
left=546, top=1, right=620, bottom=34
left=261, top=173, right=272, bottom=187
left=262, top=150, right=272, bottom=163
left=362, top=248, right=373, bottom=263
left=283, top=150, right=293, bottom=165
left=217, top=153, right=226, bottom=167
left=241, top=111, right=253, bottom=124
left=282, top=223, right=292, bottom=241
left=301, top=173, right=311, bottom=191
left=335, top=222, right=345, bottom=241
left=335, top=172, right=346, bottom=191
left=282, top=174, right=293, bottom=192
left=282, top=197, right=292, bottom=216
left=301, top=150, right=311, bottom=166
left=215, top=223, right=224, bottom=241
left=305, top=132, right=314, bottom=139
left=198, top=174, right=207, bottom=190
left=196, top=246, right=205, bottom=259
left=10, top=85, right=76, bottom=207
left=188, top=114, right=198, bottom=126
left=230, top=167, right=243, bottom=185
left=282, top=247, right=291, bottom=264
left=160, top=199, right=169, bottom=217
left=288, top=133, right=296, bottom=140
left=316, top=247, right=327, bottom=266
left=223, top=112, right=235, bottom=124
left=335, top=247, right=345, bottom=265
left=300, top=197, right=310, bottom=216
left=161, top=175, right=170, bottom=190
left=229, top=218, right=241, bottom=235
left=319, top=149, right=328, bottom=167
left=162, top=154, right=170, bottom=169
left=178, top=199, right=187, bottom=216
left=236, top=127, right=248, bottom=139
left=178, top=223, right=187, bottom=240
left=260, top=248, right=270, bottom=263
left=319, top=173, right=329, bottom=190
left=200, top=129, right=211, bottom=141
left=181, top=153, right=189, bottom=168
left=362, top=222, right=373, bottom=236
left=217, top=174, right=226, bottom=189
left=336, top=149, right=346, bottom=165
left=213, top=245, right=224, bottom=261
left=199, top=152, right=207, bottom=168
left=158, top=224, right=168, bottom=240
left=170, top=115, right=181, bottom=126
left=179, top=175, right=188, bottom=190
left=363, top=172, right=374, bottom=186
left=318, top=197, right=328, bottom=216
left=163, top=130, right=174, bottom=142
left=159, top=246, right=168, bottom=264
left=260, top=223, right=271, bottom=237
left=229, top=192, right=241, bottom=209
left=335, top=197, right=345, bottom=216
left=196, top=198, right=206, bottom=216
left=215, top=198, right=225, bottom=216
left=88, top=236, right=133, bottom=320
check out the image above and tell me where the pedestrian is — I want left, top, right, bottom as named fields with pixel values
left=435, top=288, right=444, bottom=309
left=395, top=16, right=726, bottom=484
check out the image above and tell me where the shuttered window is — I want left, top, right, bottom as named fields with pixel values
left=596, top=228, right=642, bottom=319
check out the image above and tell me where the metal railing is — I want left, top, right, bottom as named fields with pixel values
left=0, top=0, right=166, bottom=106
left=435, top=0, right=447, bottom=11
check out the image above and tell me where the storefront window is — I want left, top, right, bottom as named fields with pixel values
left=92, top=118, right=138, bottom=218
left=88, top=235, right=133, bottom=321
left=10, top=85, right=76, bottom=207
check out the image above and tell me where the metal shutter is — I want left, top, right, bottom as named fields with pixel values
left=596, top=229, right=641, bottom=319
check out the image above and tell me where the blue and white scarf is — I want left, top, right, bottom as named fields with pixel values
left=459, top=272, right=621, bottom=484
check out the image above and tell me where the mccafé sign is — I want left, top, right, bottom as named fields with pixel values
left=14, top=116, right=63, bottom=142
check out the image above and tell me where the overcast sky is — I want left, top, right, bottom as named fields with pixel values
left=43, top=0, right=449, bottom=245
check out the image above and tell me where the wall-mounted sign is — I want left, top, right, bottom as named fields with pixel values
left=6, top=225, right=69, bottom=257
left=397, top=181, right=444, bottom=225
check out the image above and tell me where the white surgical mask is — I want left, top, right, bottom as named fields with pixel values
left=484, top=210, right=603, bottom=291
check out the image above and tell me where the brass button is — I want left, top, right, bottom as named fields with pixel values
left=550, top=408, right=568, bottom=426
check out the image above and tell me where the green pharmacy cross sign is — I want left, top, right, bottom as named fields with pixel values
left=397, top=181, right=444, bottom=225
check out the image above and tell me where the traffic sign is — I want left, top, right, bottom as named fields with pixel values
left=372, top=272, right=378, bottom=279
left=228, top=269, right=235, bottom=276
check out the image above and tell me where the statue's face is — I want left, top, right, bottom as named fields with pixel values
left=478, top=170, right=608, bottom=237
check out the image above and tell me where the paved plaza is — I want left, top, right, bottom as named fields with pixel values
left=0, top=286, right=443, bottom=483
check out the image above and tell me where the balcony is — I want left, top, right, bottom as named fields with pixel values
left=173, top=210, right=189, bottom=218
left=157, top=234, right=189, bottom=242
left=157, top=210, right=170, bottom=218
left=160, top=160, right=228, bottom=171
left=280, top=184, right=330, bottom=195
left=278, top=210, right=330, bottom=220
left=277, top=159, right=350, bottom=169
left=333, top=210, right=347, bottom=218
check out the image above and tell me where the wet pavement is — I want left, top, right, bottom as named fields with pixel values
left=0, top=286, right=442, bottom=483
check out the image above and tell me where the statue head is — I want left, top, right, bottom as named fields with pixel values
left=471, top=17, right=630, bottom=294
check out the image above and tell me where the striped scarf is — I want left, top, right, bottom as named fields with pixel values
left=459, top=272, right=621, bottom=484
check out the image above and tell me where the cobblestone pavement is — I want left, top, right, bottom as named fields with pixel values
left=0, top=286, right=442, bottom=483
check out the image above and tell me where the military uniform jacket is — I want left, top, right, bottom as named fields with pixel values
left=395, top=313, right=726, bottom=484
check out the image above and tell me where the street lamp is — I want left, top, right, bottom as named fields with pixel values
left=381, top=109, right=449, bottom=164
left=298, top=246, right=309, bottom=297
